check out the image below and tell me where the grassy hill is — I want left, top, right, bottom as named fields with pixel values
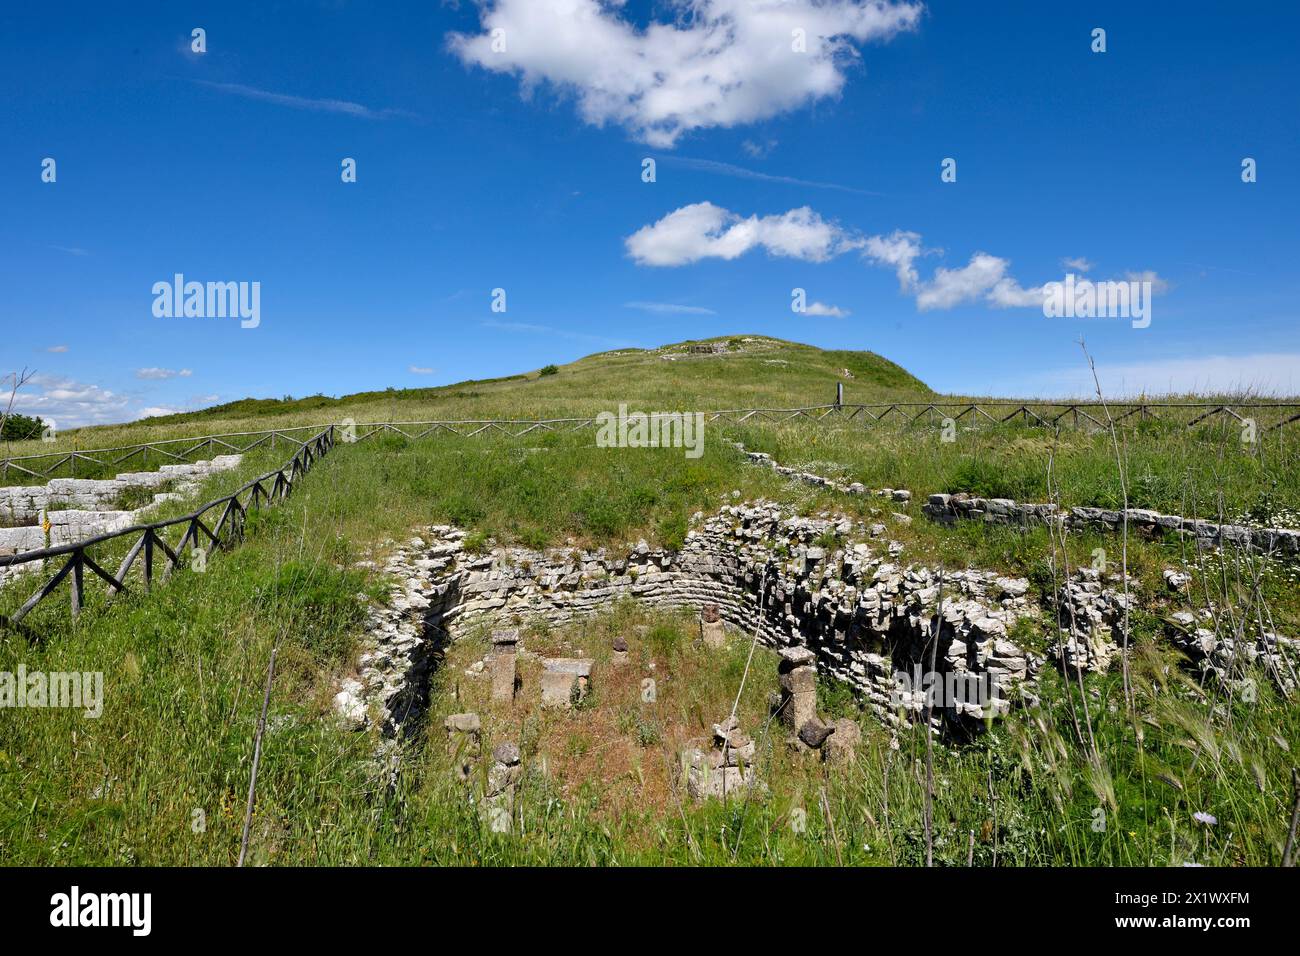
left=2, top=334, right=1299, bottom=867
left=4, top=336, right=930, bottom=456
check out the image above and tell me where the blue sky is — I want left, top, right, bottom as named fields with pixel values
left=2, top=0, right=1297, bottom=427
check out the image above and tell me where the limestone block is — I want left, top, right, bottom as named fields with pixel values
left=823, top=718, right=861, bottom=763
left=489, top=653, right=517, bottom=703
left=700, top=619, right=726, bottom=648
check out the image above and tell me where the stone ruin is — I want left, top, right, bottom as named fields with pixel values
left=684, top=715, right=760, bottom=801
left=923, top=492, right=1300, bottom=557
left=489, top=629, right=518, bottom=702
left=0, top=455, right=244, bottom=585
left=699, top=601, right=725, bottom=648
left=540, top=658, right=593, bottom=709
left=339, top=484, right=1299, bottom=763
left=442, top=710, right=521, bottom=832
left=340, top=501, right=1045, bottom=743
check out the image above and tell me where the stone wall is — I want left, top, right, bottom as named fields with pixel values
left=346, top=501, right=1042, bottom=739
left=0, top=455, right=244, bottom=587
left=923, top=492, right=1300, bottom=556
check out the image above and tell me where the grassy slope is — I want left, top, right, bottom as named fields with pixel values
left=1, top=335, right=930, bottom=461
left=2, top=335, right=1298, bottom=865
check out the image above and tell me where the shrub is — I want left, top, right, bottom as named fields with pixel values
left=0, top=411, right=44, bottom=441
left=539, top=364, right=559, bottom=377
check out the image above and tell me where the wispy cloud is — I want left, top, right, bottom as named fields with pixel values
left=741, top=139, right=778, bottom=159
left=623, top=301, right=716, bottom=316
left=47, top=245, right=88, bottom=257
left=45, top=345, right=69, bottom=353
left=135, top=367, right=192, bottom=380
left=409, top=365, right=435, bottom=375
left=661, top=156, right=884, bottom=196
left=192, top=80, right=417, bottom=120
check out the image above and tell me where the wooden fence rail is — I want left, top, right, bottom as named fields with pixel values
left=3, top=399, right=1298, bottom=483
left=0, top=426, right=335, bottom=629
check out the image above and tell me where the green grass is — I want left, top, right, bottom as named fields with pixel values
left=1, top=334, right=1298, bottom=866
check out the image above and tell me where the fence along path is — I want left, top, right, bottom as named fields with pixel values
left=4, top=399, right=1299, bottom=482
left=3, top=398, right=1297, bottom=628
left=0, top=427, right=334, bottom=629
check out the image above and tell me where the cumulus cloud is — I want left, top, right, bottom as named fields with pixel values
left=625, top=202, right=860, bottom=266
left=135, top=367, right=192, bottom=380
left=1125, top=270, right=1171, bottom=294
left=9, top=375, right=132, bottom=429
left=449, top=0, right=923, bottom=147
left=862, top=229, right=923, bottom=289
left=628, top=202, right=1167, bottom=314
left=803, top=301, right=850, bottom=317
left=1061, top=256, right=1093, bottom=272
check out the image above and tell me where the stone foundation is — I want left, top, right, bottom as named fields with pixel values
left=342, top=502, right=1042, bottom=739
left=923, top=493, right=1300, bottom=556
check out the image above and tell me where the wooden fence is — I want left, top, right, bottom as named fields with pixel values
left=4, top=399, right=1298, bottom=483
left=0, top=426, right=335, bottom=628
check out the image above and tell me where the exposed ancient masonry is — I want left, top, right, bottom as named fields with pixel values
left=736, top=445, right=912, bottom=505
left=0, top=456, right=245, bottom=588
left=341, top=502, right=1044, bottom=741
left=923, top=492, right=1300, bottom=556
left=684, top=715, right=761, bottom=800
left=0, top=455, right=244, bottom=555
left=1165, top=611, right=1299, bottom=697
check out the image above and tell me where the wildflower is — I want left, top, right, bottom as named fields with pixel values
left=1192, top=811, right=1217, bottom=826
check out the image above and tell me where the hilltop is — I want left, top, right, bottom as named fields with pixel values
left=31, top=336, right=930, bottom=450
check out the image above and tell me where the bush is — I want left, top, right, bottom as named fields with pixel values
left=0, top=412, right=44, bottom=441
left=539, top=364, right=559, bottom=377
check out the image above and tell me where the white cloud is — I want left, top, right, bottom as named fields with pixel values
left=9, top=375, right=132, bottom=429
left=135, top=367, right=193, bottom=380
left=628, top=202, right=1167, bottom=314
left=741, top=138, right=778, bottom=158
left=803, top=301, right=850, bottom=317
left=1061, top=256, right=1093, bottom=272
left=45, top=345, right=69, bottom=353
left=625, top=202, right=859, bottom=266
left=1125, top=270, right=1171, bottom=294
left=449, top=0, right=923, bottom=147
left=915, top=252, right=1014, bottom=310
left=409, top=365, right=435, bottom=374
left=624, top=301, right=717, bottom=315
left=862, top=229, right=923, bottom=289
left=193, top=80, right=416, bottom=120
left=136, top=406, right=184, bottom=420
